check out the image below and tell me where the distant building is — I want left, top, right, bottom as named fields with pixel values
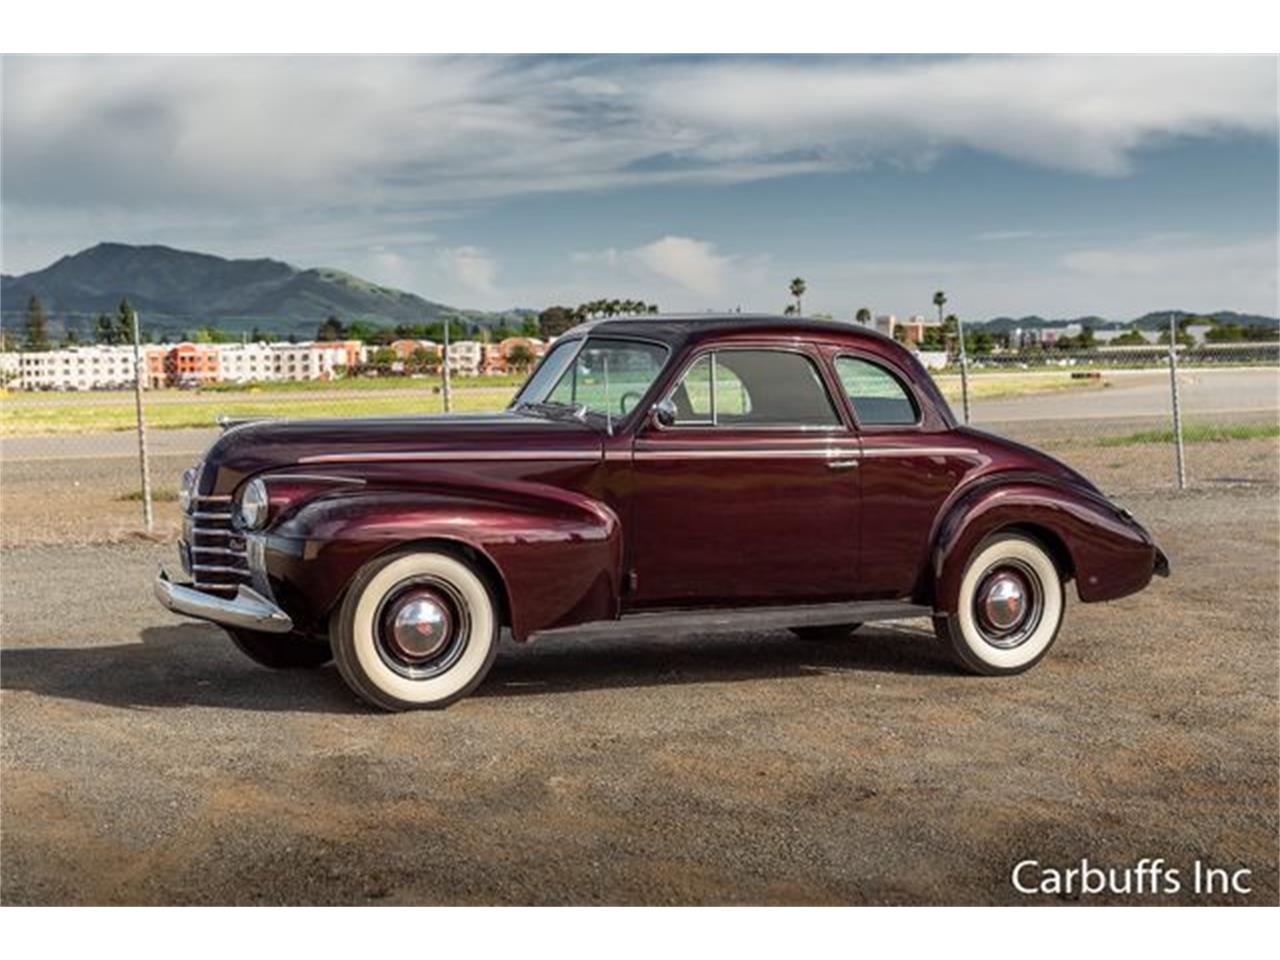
left=873, top=313, right=937, bottom=345
left=389, top=339, right=439, bottom=362
left=166, top=342, right=222, bottom=387
left=217, top=343, right=278, bottom=384
left=12, top=344, right=157, bottom=391
left=445, top=340, right=483, bottom=377
left=482, top=337, right=546, bottom=375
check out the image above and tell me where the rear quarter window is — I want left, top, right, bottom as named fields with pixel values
left=835, top=356, right=920, bottom=426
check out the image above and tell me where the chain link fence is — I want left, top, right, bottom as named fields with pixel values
left=1, top=339, right=1277, bottom=546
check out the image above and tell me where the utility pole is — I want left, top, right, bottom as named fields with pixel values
left=441, top=317, right=453, bottom=414
left=1168, top=312, right=1187, bottom=490
left=131, top=310, right=154, bottom=531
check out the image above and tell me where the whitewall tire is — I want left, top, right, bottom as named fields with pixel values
left=934, top=533, right=1065, bottom=675
left=331, top=549, right=499, bottom=711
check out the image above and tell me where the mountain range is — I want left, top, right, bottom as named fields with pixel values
left=3, top=242, right=1276, bottom=339
left=1, top=243, right=517, bottom=339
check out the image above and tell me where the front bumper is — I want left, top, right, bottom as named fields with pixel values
left=154, top=568, right=294, bottom=633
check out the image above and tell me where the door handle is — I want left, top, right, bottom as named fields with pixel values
left=827, top=458, right=860, bottom=470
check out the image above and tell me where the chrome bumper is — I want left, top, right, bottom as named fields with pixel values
left=154, top=568, right=294, bottom=633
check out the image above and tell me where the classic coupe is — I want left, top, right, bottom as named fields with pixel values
left=155, top=315, right=1169, bottom=710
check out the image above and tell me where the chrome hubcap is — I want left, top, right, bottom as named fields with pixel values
left=387, top=593, right=453, bottom=660
left=375, top=578, right=470, bottom=679
left=982, top=573, right=1026, bottom=631
left=973, top=560, right=1043, bottom=649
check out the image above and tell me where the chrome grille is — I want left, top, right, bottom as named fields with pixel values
left=183, top=495, right=250, bottom=595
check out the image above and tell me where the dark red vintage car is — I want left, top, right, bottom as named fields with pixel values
left=156, top=315, right=1168, bottom=710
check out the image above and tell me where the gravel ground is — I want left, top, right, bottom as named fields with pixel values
left=1, top=474, right=1276, bottom=905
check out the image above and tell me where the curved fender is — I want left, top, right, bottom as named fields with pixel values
left=263, top=481, right=622, bottom=640
left=931, top=478, right=1157, bottom=614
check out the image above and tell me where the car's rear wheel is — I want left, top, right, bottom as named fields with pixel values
left=934, top=533, right=1065, bottom=675
left=330, top=549, right=499, bottom=711
left=226, top=627, right=333, bottom=669
left=789, top=623, right=863, bottom=642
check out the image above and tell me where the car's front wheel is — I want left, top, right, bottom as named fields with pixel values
left=934, top=533, right=1065, bottom=675
left=330, top=549, right=500, bottom=711
left=226, top=627, right=333, bottom=669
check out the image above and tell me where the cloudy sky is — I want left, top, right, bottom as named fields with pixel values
left=2, top=54, right=1277, bottom=320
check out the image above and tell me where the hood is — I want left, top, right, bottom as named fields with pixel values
left=197, top=412, right=601, bottom=495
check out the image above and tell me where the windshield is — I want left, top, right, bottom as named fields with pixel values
left=513, top=337, right=668, bottom=420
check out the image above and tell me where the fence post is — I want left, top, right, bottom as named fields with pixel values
left=956, top=314, right=971, bottom=424
left=131, top=310, right=154, bottom=530
left=441, top=317, right=453, bottom=413
left=1167, top=312, right=1187, bottom=490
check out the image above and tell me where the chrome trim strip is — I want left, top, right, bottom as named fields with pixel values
left=634, top=448, right=860, bottom=460
left=191, top=528, right=236, bottom=538
left=297, top=450, right=600, bottom=464
left=195, top=494, right=233, bottom=503
left=859, top=446, right=981, bottom=458
left=190, top=546, right=240, bottom=556
left=192, top=563, right=249, bottom=575
left=262, top=473, right=367, bottom=485
left=154, top=569, right=293, bottom=633
left=192, top=510, right=234, bottom=520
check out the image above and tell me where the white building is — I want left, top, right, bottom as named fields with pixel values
left=13, top=345, right=144, bottom=390
left=217, top=343, right=279, bottom=383
left=444, top=340, right=483, bottom=376
left=0, top=352, right=20, bottom=385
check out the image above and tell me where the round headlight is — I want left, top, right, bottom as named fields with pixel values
left=178, top=467, right=196, bottom=514
left=236, top=478, right=270, bottom=530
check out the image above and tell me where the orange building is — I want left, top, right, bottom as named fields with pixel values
left=165, top=342, right=222, bottom=386
left=482, top=337, right=546, bottom=375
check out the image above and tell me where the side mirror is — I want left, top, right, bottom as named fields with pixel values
left=651, top=399, right=677, bottom=428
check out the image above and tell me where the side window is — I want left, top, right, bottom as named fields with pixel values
left=835, top=356, right=919, bottom=426
left=668, top=350, right=839, bottom=427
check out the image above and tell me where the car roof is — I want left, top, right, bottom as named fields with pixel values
left=558, top=313, right=901, bottom=350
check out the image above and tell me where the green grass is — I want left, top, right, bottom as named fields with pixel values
left=117, top=488, right=179, bottom=502
left=0, top=388, right=518, bottom=435
left=1098, top=422, right=1280, bottom=446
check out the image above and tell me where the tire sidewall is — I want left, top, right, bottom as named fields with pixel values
left=947, top=534, right=1064, bottom=675
left=334, top=550, right=498, bottom=710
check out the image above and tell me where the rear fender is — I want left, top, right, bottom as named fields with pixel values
left=264, top=483, right=622, bottom=640
left=930, top=478, right=1157, bottom=613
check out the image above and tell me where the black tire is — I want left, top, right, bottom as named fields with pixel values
left=330, top=548, right=500, bottom=711
left=227, top=627, right=333, bottom=669
left=933, top=533, right=1065, bottom=676
left=789, top=622, right=863, bottom=642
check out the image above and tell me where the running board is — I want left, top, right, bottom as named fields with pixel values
left=531, top=600, right=931, bottom=641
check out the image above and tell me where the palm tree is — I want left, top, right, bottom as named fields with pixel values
left=932, top=290, right=947, bottom=326
left=789, top=278, right=807, bottom=315
left=855, top=307, right=871, bottom=325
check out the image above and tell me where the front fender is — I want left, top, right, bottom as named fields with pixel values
left=262, top=484, right=622, bottom=641
left=931, top=478, right=1158, bottom=614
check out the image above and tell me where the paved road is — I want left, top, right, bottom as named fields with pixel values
left=2, top=368, right=1276, bottom=462
left=971, top=368, right=1278, bottom=424
left=2, top=483, right=1276, bottom=905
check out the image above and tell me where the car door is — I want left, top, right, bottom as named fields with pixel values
left=833, top=352, right=978, bottom=598
left=627, top=346, right=861, bottom=609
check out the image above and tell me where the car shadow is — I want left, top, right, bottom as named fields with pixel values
left=481, top=622, right=958, bottom=698
left=0, top=621, right=958, bottom=713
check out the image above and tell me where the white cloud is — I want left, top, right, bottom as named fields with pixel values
left=438, top=245, right=499, bottom=296
left=573, top=235, right=752, bottom=299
